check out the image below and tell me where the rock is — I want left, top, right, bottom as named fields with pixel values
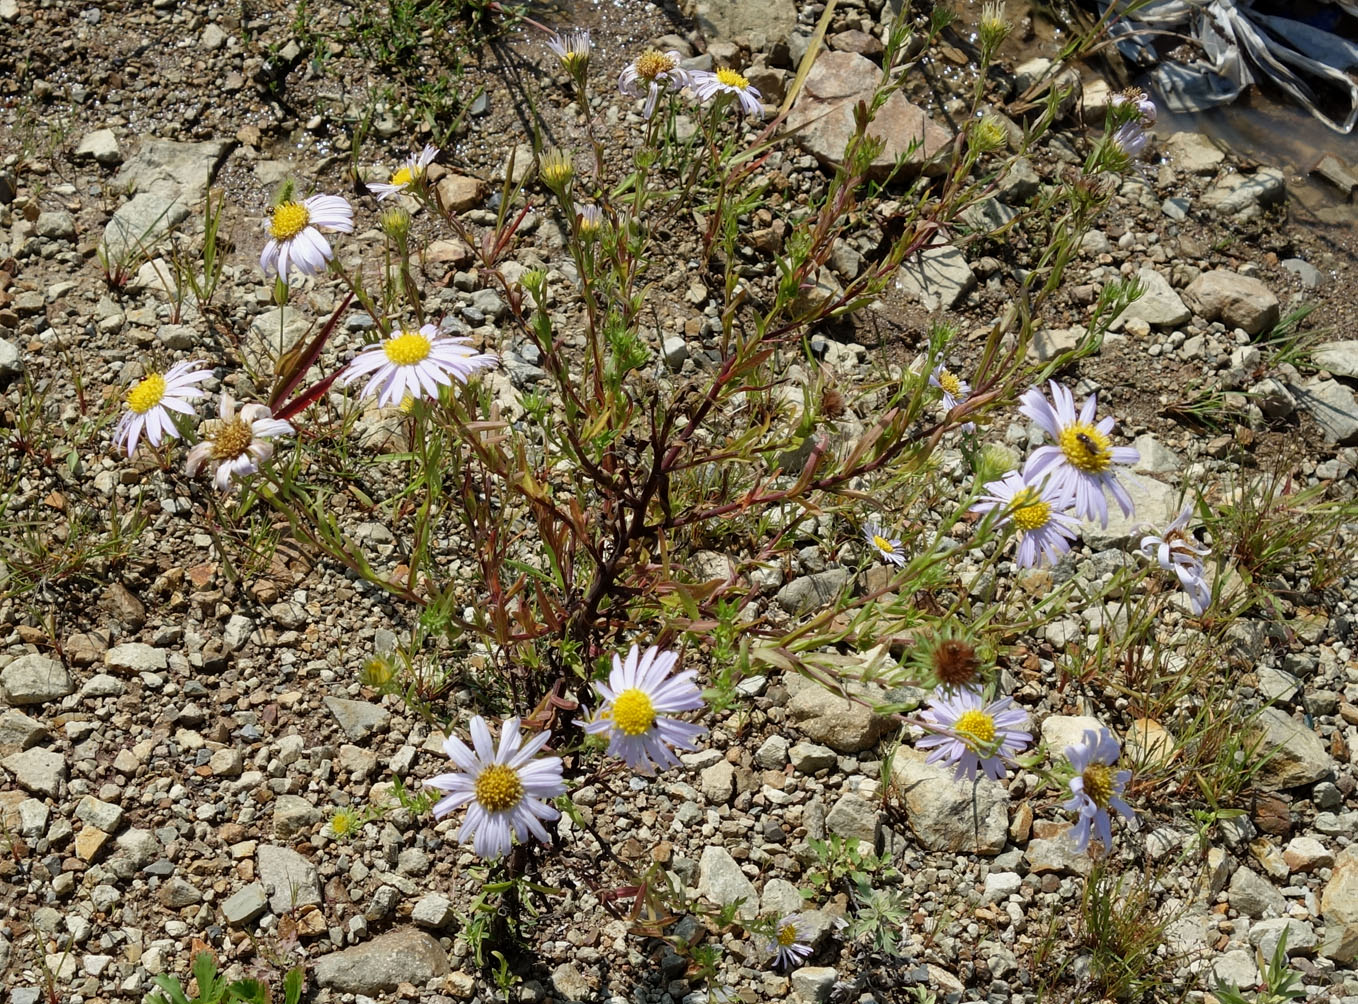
left=1291, top=379, right=1358, bottom=445
left=1040, top=715, right=1105, bottom=756
left=1211, top=948, right=1259, bottom=988
left=75, top=796, right=124, bottom=833
left=790, top=967, right=837, bottom=1003
left=550, top=962, right=594, bottom=1002
left=411, top=893, right=454, bottom=929
left=112, top=138, right=231, bottom=203
left=890, top=748, right=1008, bottom=854
left=1027, top=326, right=1085, bottom=363
left=692, top=0, right=799, bottom=47
left=1253, top=707, right=1334, bottom=788
left=1130, top=435, right=1181, bottom=475
left=1249, top=378, right=1295, bottom=419
left=825, top=791, right=881, bottom=844
left=101, top=193, right=190, bottom=266
left=895, top=245, right=976, bottom=311
left=434, top=174, right=487, bottom=213
left=256, top=845, right=322, bottom=913
left=1282, top=258, right=1323, bottom=289
left=75, top=826, right=111, bottom=862
left=700, top=760, right=735, bottom=804
left=223, top=613, right=253, bottom=652
left=1282, top=836, right=1332, bottom=874
left=754, top=734, right=789, bottom=769
left=222, top=883, right=268, bottom=926
left=201, top=23, right=227, bottom=51
left=1024, top=829, right=1093, bottom=876
left=272, top=795, right=320, bottom=837
left=775, top=567, right=850, bottom=616
left=157, top=876, right=203, bottom=908
left=697, top=846, right=758, bottom=919
left=662, top=336, right=689, bottom=370
left=1116, top=266, right=1190, bottom=328
left=984, top=871, right=1023, bottom=903
left=324, top=696, right=391, bottom=741
left=115, top=828, right=158, bottom=869
left=245, top=306, right=313, bottom=375
left=1164, top=132, right=1224, bottom=175
left=0, top=709, right=48, bottom=752
left=36, top=211, right=76, bottom=241
left=1228, top=865, right=1286, bottom=918
left=3, top=747, right=66, bottom=797
left=761, top=877, right=804, bottom=916
left=788, top=740, right=837, bottom=773
left=1312, top=340, right=1358, bottom=379
left=1249, top=917, right=1317, bottom=958
left=1203, top=168, right=1285, bottom=217
left=0, top=339, right=22, bottom=384
left=75, top=128, right=122, bottom=166
left=786, top=680, right=893, bottom=754
left=1322, top=846, right=1358, bottom=925
left=1125, top=718, right=1174, bottom=768
left=1080, top=472, right=1179, bottom=549
left=997, top=158, right=1041, bottom=203
left=314, top=928, right=450, bottom=994
left=104, top=643, right=167, bottom=673
left=1181, top=269, right=1280, bottom=336
left=787, top=52, right=953, bottom=178
left=1, top=654, right=73, bottom=705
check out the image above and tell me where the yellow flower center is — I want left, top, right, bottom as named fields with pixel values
left=126, top=373, right=166, bottom=414
left=716, top=67, right=749, bottom=90
left=1082, top=764, right=1114, bottom=808
left=1058, top=422, right=1112, bottom=473
left=777, top=923, right=798, bottom=947
left=331, top=810, right=356, bottom=836
left=937, top=370, right=961, bottom=396
left=384, top=331, right=432, bottom=366
left=1009, top=487, right=1051, bottom=532
left=635, top=49, right=675, bottom=82
left=389, top=165, right=417, bottom=188
left=539, top=149, right=573, bottom=188
left=211, top=417, right=255, bottom=462
left=953, top=709, right=996, bottom=749
left=611, top=688, right=657, bottom=737
left=474, top=763, right=525, bottom=812
left=873, top=534, right=896, bottom=554
left=269, top=202, right=310, bottom=240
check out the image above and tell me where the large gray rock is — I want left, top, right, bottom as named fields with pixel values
left=0, top=709, right=48, bottom=752
left=890, top=748, right=1008, bottom=854
left=75, top=128, right=122, bottom=166
left=696, top=845, right=757, bottom=919
left=272, top=794, right=320, bottom=837
left=1080, top=472, right=1179, bottom=549
left=101, top=193, right=189, bottom=266
left=896, top=245, right=976, bottom=311
left=1182, top=269, right=1280, bottom=336
left=1322, top=846, right=1358, bottom=962
left=313, top=928, right=450, bottom=994
left=104, top=643, right=167, bottom=673
left=1291, top=379, right=1358, bottom=445
left=324, top=696, right=391, bottom=741
left=1228, top=865, right=1286, bottom=918
left=222, top=883, right=268, bottom=926
left=825, top=791, right=881, bottom=844
left=692, top=0, right=799, bottom=46
left=1203, top=168, right=1285, bottom=217
left=1, top=655, right=73, bottom=705
left=1254, top=707, right=1333, bottom=788
left=775, top=567, right=850, bottom=616
left=1164, top=132, right=1224, bottom=175
left=3, top=747, right=66, bottom=797
left=245, top=306, right=314, bottom=375
left=1312, top=340, right=1358, bottom=378
left=1116, top=266, right=1190, bottom=328
left=786, top=52, right=953, bottom=178
left=786, top=676, right=894, bottom=753
left=113, top=138, right=231, bottom=202
left=256, top=845, right=322, bottom=913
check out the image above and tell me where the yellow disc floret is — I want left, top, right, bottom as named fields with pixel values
left=126, top=373, right=166, bottom=414
left=954, top=709, right=997, bottom=750
left=716, top=67, right=749, bottom=90
left=211, top=418, right=254, bottom=462
left=611, top=688, right=657, bottom=736
left=873, top=535, right=896, bottom=554
left=389, top=165, right=417, bottom=188
left=1009, top=487, right=1051, bottom=532
left=474, top=763, right=525, bottom=812
left=384, top=331, right=432, bottom=366
left=1058, top=423, right=1112, bottom=473
left=269, top=202, right=311, bottom=240
left=777, top=923, right=799, bottom=947
left=635, top=49, right=675, bottom=82
left=937, top=370, right=962, bottom=396
left=1082, top=763, right=1114, bottom=808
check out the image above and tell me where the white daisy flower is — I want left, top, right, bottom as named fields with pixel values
left=929, top=364, right=971, bottom=412
left=862, top=521, right=906, bottom=567
left=366, top=144, right=438, bottom=201
left=916, top=685, right=1031, bottom=782
left=1137, top=503, right=1211, bottom=615
left=259, top=194, right=354, bottom=283
left=971, top=470, right=1081, bottom=568
left=618, top=49, right=691, bottom=118
left=1019, top=380, right=1140, bottom=528
left=113, top=360, right=212, bottom=457
left=763, top=913, right=814, bottom=970
left=185, top=393, right=295, bottom=492
left=579, top=644, right=708, bottom=775
left=546, top=28, right=591, bottom=76
left=340, top=321, right=498, bottom=408
left=1063, top=727, right=1135, bottom=853
left=691, top=67, right=763, bottom=118
left=424, top=716, right=565, bottom=860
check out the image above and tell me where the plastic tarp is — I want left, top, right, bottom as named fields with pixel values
left=1098, top=0, right=1358, bottom=133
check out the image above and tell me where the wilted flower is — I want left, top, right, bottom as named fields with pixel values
left=185, top=393, right=295, bottom=492
left=919, top=631, right=982, bottom=690
left=917, top=685, right=1030, bottom=782
left=763, top=914, right=814, bottom=970
left=538, top=147, right=574, bottom=191
left=379, top=205, right=412, bottom=244
left=1138, top=503, right=1211, bottom=614
left=691, top=67, right=763, bottom=118
left=862, top=521, right=906, bottom=567
left=259, top=194, right=354, bottom=282
left=1063, top=727, right=1134, bottom=853
left=113, top=360, right=212, bottom=457
left=1109, top=89, right=1156, bottom=160
left=971, top=470, right=1081, bottom=568
left=424, top=716, right=565, bottom=860
left=341, top=320, right=498, bottom=409
left=576, top=203, right=604, bottom=238
left=546, top=28, right=591, bottom=77
left=366, top=144, right=438, bottom=201
left=579, top=644, right=707, bottom=775
left=1019, top=380, right=1139, bottom=528
left=619, top=48, right=691, bottom=118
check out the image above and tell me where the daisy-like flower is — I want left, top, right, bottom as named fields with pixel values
left=691, top=67, right=764, bottom=118
left=259, top=193, right=354, bottom=283
left=1019, top=380, right=1140, bottom=528
left=862, top=522, right=906, bottom=567
left=971, top=470, right=1081, bottom=568
left=916, top=685, right=1030, bottom=782
left=1137, top=503, right=1211, bottom=615
left=1063, top=727, right=1134, bottom=853
left=546, top=28, right=591, bottom=76
left=340, top=320, right=498, bottom=408
left=929, top=364, right=971, bottom=412
left=113, top=360, right=212, bottom=457
left=366, top=144, right=438, bottom=201
left=576, top=203, right=604, bottom=238
left=618, top=48, right=691, bottom=118
left=763, top=914, right=814, bottom=970
left=579, top=644, right=707, bottom=775
left=185, top=393, right=295, bottom=492
left=424, top=716, right=565, bottom=860
left=538, top=147, right=574, bottom=191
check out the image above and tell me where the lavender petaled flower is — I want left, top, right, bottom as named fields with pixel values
left=970, top=470, right=1081, bottom=568
left=916, top=685, right=1031, bottom=782
left=618, top=49, right=691, bottom=118
left=1063, top=727, right=1134, bottom=853
left=1137, top=504, right=1211, bottom=615
left=763, top=914, right=814, bottom=970
left=862, top=521, right=906, bottom=567
left=690, top=67, right=763, bottom=118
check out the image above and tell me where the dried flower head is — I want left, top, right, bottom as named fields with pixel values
left=929, top=636, right=981, bottom=689
left=538, top=147, right=574, bottom=191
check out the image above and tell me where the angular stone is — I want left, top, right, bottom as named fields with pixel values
left=256, top=845, right=322, bottom=913
left=3, top=747, right=66, bottom=797
left=1229, top=865, right=1286, bottom=919
left=1, top=654, right=73, bottom=705
left=1253, top=707, right=1334, bottom=789
left=272, top=794, right=320, bottom=837
left=1164, top=132, right=1224, bottom=175
left=103, top=643, right=167, bottom=673
left=411, top=893, right=455, bottom=929
left=1024, top=831, right=1093, bottom=876
left=75, top=796, right=124, bottom=833
left=754, top=734, right=789, bottom=769
left=313, top=928, right=450, bottom=994
left=1039, top=715, right=1105, bottom=756
left=1081, top=472, right=1179, bottom=549
left=1292, top=379, right=1358, bottom=445
left=245, top=306, right=313, bottom=375
left=790, top=967, right=837, bottom=1003
left=222, top=883, right=268, bottom=926
left=1323, top=846, right=1358, bottom=930
left=101, top=193, right=189, bottom=265
left=692, top=0, right=799, bottom=47
left=1203, top=168, right=1285, bottom=217
left=113, top=138, right=231, bottom=202
left=786, top=678, right=893, bottom=754
left=787, top=52, right=953, bottom=178
left=1312, top=340, right=1358, bottom=378
left=157, top=876, right=203, bottom=908
left=788, top=740, right=837, bottom=773
left=0, top=709, right=48, bottom=752
left=74, top=825, right=111, bottom=863
left=75, top=128, right=122, bottom=166
left=775, top=567, right=850, bottom=616
left=896, top=245, right=976, bottom=312
left=324, top=696, right=391, bottom=741
left=697, top=845, right=758, bottom=920
left=434, top=174, right=487, bottom=213
left=1117, top=266, right=1190, bottom=328
left=825, top=792, right=881, bottom=844
left=891, top=748, right=1008, bottom=855
left=700, top=760, right=735, bottom=805
left=1182, top=269, right=1280, bottom=336
left=761, top=877, right=804, bottom=917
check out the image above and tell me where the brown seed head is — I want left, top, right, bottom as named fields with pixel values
left=932, top=638, right=979, bottom=689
